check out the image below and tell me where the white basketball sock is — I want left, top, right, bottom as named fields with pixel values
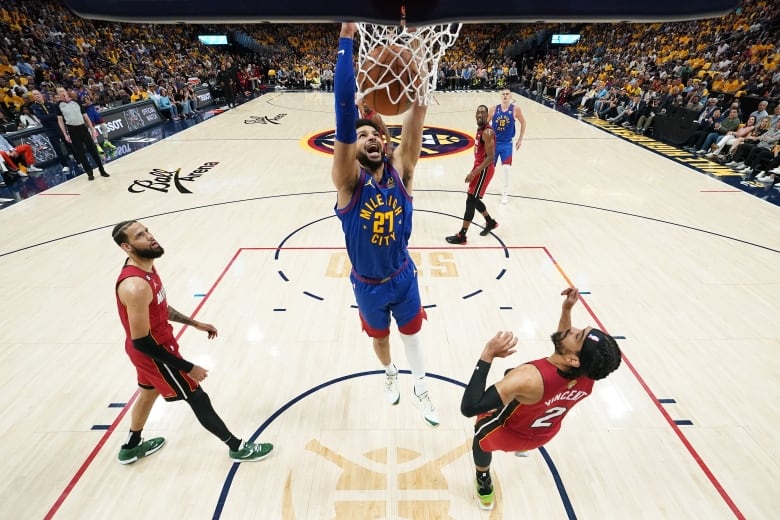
left=400, top=332, right=427, bottom=394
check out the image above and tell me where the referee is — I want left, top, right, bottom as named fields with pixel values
left=55, top=87, right=109, bottom=181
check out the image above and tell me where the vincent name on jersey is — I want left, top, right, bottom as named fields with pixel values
left=544, top=388, right=589, bottom=407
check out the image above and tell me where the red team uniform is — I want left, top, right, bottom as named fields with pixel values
left=468, top=123, right=496, bottom=198
left=475, top=358, right=594, bottom=453
left=115, top=263, right=198, bottom=400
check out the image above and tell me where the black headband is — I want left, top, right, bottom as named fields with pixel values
left=579, top=328, right=608, bottom=376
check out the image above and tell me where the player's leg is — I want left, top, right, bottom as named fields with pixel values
left=495, top=143, right=513, bottom=204
left=186, top=387, right=273, bottom=463
left=472, top=413, right=498, bottom=510
left=370, top=333, right=400, bottom=405
left=445, top=192, right=475, bottom=244
left=352, top=274, right=398, bottom=405
left=446, top=170, right=485, bottom=244
left=129, top=385, right=158, bottom=431
left=393, top=265, right=438, bottom=427
left=118, top=382, right=166, bottom=465
left=475, top=166, right=498, bottom=235
left=473, top=411, right=540, bottom=510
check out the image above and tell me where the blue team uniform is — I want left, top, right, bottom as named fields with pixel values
left=335, top=160, right=423, bottom=335
left=491, top=104, right=516, bottom=165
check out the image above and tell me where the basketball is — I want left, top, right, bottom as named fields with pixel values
left=357, top=44, right=418, bottom=116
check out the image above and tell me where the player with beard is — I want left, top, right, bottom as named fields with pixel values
left=445, top=104, right=499, bottom=245
left=112, top=220, right=273, bottom=464
left=460, top=287, right=622, bottom=510
left=331, top=23, right=439, bottom=427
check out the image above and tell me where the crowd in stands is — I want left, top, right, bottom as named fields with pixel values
left=520, top=0, right=779, bottom=182
left=1, top=0, right=778, bottom=184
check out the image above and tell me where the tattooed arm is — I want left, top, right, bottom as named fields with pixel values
left=168, top=305, right=218, bottom=339
left=168, top=305, right=195, bottom=325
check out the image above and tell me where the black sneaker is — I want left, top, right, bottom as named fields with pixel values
left=479, top=220, right=499, bottom=236
left=445, top=232, right=467, bottom=245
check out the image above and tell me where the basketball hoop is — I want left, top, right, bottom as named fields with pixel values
left=356, top=22, right=461, bottom=108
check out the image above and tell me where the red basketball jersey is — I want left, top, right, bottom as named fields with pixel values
left=116, top=263, right=179, bottom=355
left=481, top=358, right=595, bottom=447
left=474, top=124, right=490, bottom=168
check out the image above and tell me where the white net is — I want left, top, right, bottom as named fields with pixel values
left=356, top=23, right=461, bottom=108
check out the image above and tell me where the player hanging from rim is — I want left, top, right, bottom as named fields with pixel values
left=331, top=22, right=439, bottom=427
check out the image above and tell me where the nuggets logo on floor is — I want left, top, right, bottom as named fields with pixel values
left=305, top=125, right=473, bottom=158
left=279, top=438, right=487, bottom=519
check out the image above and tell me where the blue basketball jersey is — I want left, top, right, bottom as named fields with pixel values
left=491, top=103, right=516, bottom=143
left=336, top=161, right=413, bottom=280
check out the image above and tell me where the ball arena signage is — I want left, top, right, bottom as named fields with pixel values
left=305, top=125, right=473, bottom=158
left=127, top=162, right=219, bottom=193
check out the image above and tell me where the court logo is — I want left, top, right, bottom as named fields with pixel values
left=244, top=113, right=287, bottom=125
left=281, top=438, right=502, bottom=518
left=306, top=125, right=474, bottom=158
left=127, top=162, right=220, bottom=194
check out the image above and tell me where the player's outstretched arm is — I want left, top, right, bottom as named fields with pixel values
left=393, top=99, right=427, bottom=190
left=557, top=287, right=580, bottom=332
left=332, top=22, right=360, bottom=208
left=168, top=305, right=218, bottom=339
left=460, top=331, right=518, bottom=417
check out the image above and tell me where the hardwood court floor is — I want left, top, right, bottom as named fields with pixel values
left=0, top=91, right=777, bottom=520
